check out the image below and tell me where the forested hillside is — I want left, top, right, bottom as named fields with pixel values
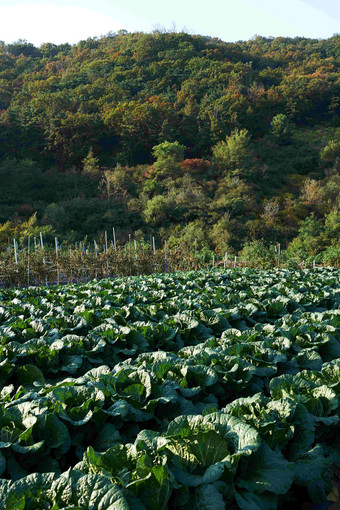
left=0, top=31, right=339, bottom=263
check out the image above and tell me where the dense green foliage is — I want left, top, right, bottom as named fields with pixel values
left=0, top=268, right=338, bottom=508
left=0, top=32, right=339, bottom=257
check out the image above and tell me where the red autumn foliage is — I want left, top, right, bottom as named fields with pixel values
left=179, top=159, right=211, bottom=175
left=144, top=165, right=157, bottom=179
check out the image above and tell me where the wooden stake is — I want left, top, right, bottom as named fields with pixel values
left=14, top=239, right=18, bottom=264
left=113, top=228, right=116, bottom=251
left=105, top=232, right=109, bottom=275
left=40, top=232, right=45, bottom=264
left=55, top=237, right=59, bottom=285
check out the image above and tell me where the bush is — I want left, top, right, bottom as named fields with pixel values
left=239, top=240, right=277, bottom=268
left=167, top=220, right=207, bottom=251
left=320, top=244, right=340, bottom=266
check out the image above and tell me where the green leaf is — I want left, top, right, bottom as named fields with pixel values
left=293, top=445, right=333, bottom=502
left=83, top=444, right=135, bottom=483
left=134, top=429, right=168, bottom=457
left=0, top=472, right=56, bottom=507
left=37, top=413, right=70, bottom=450
left=194, top=484, right=225, bottom=509
left=171, top=467, right=204, bottom=487
left=74, top=473, right=132, bottom=509
left=236, top=443, right=295, bottom=495
left=16, top=364, right=45, bottom=387
left=165, top=412, right=259, bottom=480
left=0, top=451, right=5, bottom=476
left=286, top=403, right=315, bottom=459
left=94, top=423, right=121, bottom=451
left=128, top=463, right=176, bottom=510
left=6, top=456, right=29, bottom=481
left=235, top=489, right=278, bottom=510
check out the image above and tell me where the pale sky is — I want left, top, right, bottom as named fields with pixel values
left=0, top=0, right=339, bottom=47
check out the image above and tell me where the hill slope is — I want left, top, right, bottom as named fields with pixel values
left=0, top=32, right=339, bottom=261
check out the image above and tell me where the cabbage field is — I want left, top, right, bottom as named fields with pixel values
left=0, top=268, right=339, bottom=509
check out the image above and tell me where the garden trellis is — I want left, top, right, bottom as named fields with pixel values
left=0, top=230, right=326, bottom=288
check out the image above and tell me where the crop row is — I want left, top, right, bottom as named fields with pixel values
left=0, top=268, right=338, bottom=509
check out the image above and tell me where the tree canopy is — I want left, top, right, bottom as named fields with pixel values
left=0, top=30, right=339, bottom=262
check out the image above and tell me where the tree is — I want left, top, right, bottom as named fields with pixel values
left=211, top=175, right=256, bottom=218
left=328, top=95, right=339, bottom=119
left=83, top=148, right=101, bottom=178
left=323, top=209, right=340, bottom=246
left=152, top=141, right=185, bottom=178
left=212, top=129, right=251, bottom=173
left=143, top=195, right=170, bottom=225
left=167, top=220, right=207, bottom=250
left=209, top=214, right=233, bottom=253
left=99, top=165, right=131, bottom=203
left=7, top=39, right=40, bottom=57
left=102, top=98, right=177, bottom=164
left=261, top=198, right=280, bottom=226
left=320, top=139, right=340, bottom=167
left=300, top=178, right=324, bottom=211
left=286, top=214, right=324, bottom=260
left=270, top=114, right=293, bottom=144
left=239, top=240, right=276, bottom=269
left=99, top=170, right=116, bottom=204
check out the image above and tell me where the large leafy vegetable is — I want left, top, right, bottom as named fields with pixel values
left=0, top=267, right=338, bottom=509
